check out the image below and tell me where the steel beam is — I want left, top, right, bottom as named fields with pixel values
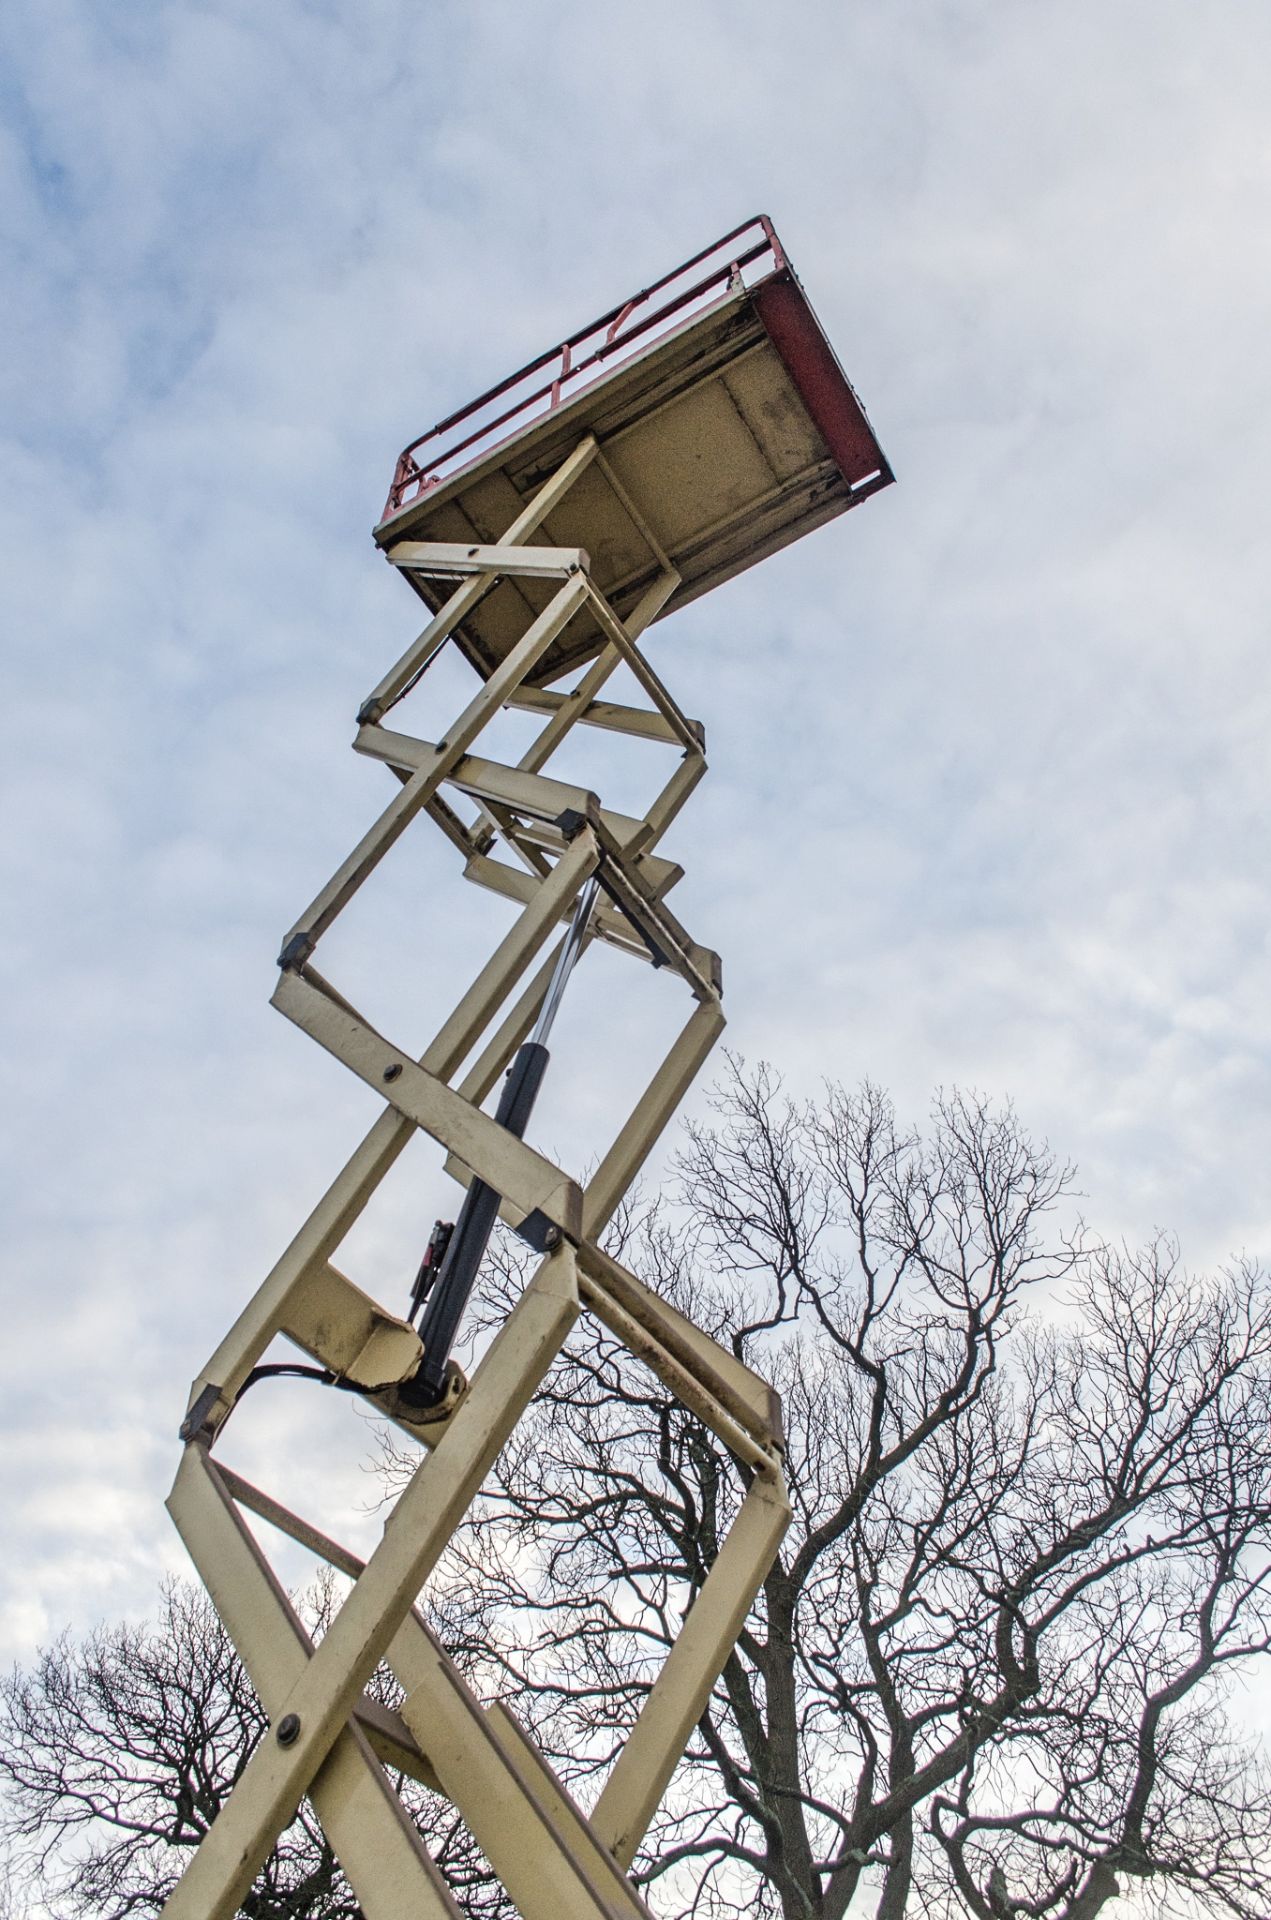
left=162, top=430, right=790, bottom=1920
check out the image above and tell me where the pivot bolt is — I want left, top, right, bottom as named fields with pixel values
left=383, top=1063, right=403, bottom=1083
left=276, top=1713, right=301, bottom=1748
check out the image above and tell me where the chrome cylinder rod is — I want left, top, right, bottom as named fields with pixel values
left=531, top=875, right=599, bottom=1047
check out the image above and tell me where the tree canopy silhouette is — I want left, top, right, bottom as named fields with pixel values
left=6, top=1066, right=1270, bottom=1920
left=405, top=1064, right=1271, bottom=1920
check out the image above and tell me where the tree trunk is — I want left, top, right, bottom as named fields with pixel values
left=757, top=1579, right=822, bottom=1920
left=1067, top=1862, right=1122, bottom=1918
left=874, top=1808, right=913, bottom=1920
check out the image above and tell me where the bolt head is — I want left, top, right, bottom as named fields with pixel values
left=276, top=1713, right=301, bottom=1748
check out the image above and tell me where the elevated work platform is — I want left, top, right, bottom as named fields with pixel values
left=376, top=216, right=892, bottom=687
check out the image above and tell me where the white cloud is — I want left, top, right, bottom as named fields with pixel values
left=1, top=13, right=1268, bottom=1814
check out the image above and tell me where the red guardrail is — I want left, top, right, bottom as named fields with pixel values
left=381, top=215, right=787, bottom=522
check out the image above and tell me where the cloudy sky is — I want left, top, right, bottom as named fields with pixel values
left=3, top=2, right=1270, bottom=1809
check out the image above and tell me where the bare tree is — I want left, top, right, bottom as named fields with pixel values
left=8, top=1067, right=1269, bottom=1920
left=399, top=1062, right=1271, bottom=1920
left=0, top=1575, right=499, bottom=1919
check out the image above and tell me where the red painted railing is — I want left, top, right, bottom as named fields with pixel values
left=381, top=216, right=786, bottom=522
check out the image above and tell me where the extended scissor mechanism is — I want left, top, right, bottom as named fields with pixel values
left=164, top=444, right=790, bottom=1920
left=162, top=218, right=891, bottom=1918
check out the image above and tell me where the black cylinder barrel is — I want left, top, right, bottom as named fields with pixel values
left=399, top=1041, right=551, bottom=1407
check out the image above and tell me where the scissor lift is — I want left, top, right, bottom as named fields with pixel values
left=162, top=216, right=892, bottom=1919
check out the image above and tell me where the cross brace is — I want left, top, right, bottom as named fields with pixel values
left=162, top=435, right=790, bottom=1919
